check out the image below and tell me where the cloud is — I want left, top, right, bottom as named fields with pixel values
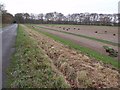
left=2, top=0, right=119, bottom=15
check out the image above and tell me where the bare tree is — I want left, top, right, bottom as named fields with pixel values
left=0, top=4, right=4, bottom=12
left=45, top=12, right=54, bottom=21
left=38, top=13, right=44, bottom=20
left=24, top=13, right=30, bottom=19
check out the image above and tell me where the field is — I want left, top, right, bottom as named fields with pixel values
left=7, top=24, right=120, bottom=88
left=33, top=24, right=118, bottom=57
left=41, top=24, right=118, bottom=43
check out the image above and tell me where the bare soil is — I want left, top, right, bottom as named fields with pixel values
left=42, top=25, right=118, bottom=43
left=22, top=25, right=119, bottom=88
left=35, top=25, right=118, bottom=58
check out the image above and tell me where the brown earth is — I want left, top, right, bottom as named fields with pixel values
left=34, top=25, right=118, bottom=58
left=41, top=25, right=118, bottom=43
left=22, top=25, right=119, bottom=88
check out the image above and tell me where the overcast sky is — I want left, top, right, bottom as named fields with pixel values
left=1, top=0, right=120, bottom=15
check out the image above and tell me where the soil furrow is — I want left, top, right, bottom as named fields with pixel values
left=22, top=25, right=119, bottom=88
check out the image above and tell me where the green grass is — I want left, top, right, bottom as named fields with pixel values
left=7, top=24, right=70, bottom=88
left=27, top=25, right=119, bottom=69
left=35, top=25, right=119, bottom=47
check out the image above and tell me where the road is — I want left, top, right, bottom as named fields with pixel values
left=1, top=24, right=18, bottom=89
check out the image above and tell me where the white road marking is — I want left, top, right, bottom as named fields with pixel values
left=0, top=29, right=2, bottom=89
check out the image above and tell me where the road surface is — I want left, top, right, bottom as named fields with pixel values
left=1, top=24, right=18, bottom=89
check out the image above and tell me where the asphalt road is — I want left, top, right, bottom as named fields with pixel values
left=1, top=24, right=18, bottom=89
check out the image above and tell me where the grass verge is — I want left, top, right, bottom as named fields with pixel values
left=7, top=24, right=70, bottom=88
left=35, top=25, right=119, bottom=47
left=27, top=25, right=119, bottom=69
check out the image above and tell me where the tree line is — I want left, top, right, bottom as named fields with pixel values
left=14, top=12, right=119, bottom=26
left=0, top=4, right=14, bottom=24
left=0, top=4, right=119, bottom=26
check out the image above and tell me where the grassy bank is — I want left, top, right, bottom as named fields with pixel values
left=7, top=24, right=70, bottom=88
left=35, top=25, right=119, bottom=46
left=28, top=25, right=119, bottom=69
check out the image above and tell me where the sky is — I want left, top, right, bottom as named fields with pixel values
left=1, top=0, right=120, bottom=15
